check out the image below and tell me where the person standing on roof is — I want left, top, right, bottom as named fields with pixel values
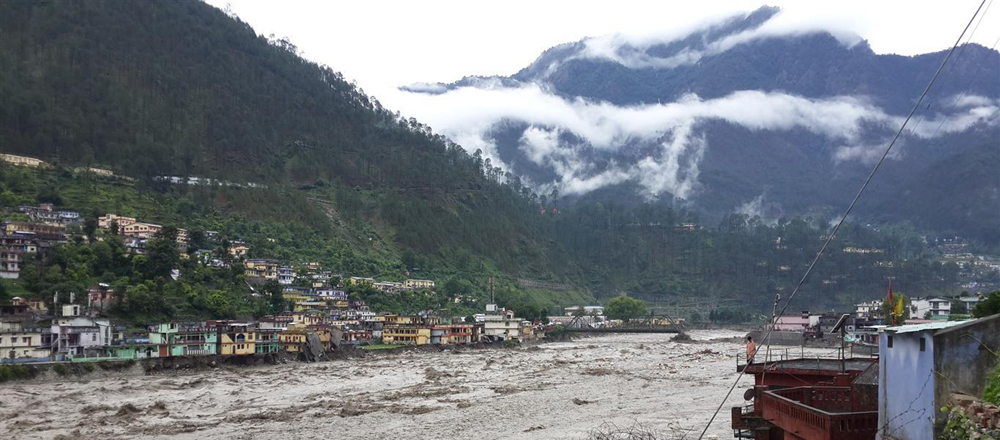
left=746, top=335, right=756, bottom=363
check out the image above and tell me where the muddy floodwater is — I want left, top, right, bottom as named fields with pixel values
left=2, top=330, right=765, bottom=439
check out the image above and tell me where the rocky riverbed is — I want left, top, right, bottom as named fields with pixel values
left=1, top=330, right=763, bottom=439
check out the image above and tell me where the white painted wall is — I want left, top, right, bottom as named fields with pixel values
left=877, top=330, right=936, bottom=440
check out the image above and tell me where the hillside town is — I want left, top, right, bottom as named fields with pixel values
left=1, top=297, right=543, bottom=363
left=1, top=156, right=999, bottom=440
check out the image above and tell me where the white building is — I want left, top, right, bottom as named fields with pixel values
left=278, top=265, right=294, bottom=285
left=877, top=316, right=1000, bottom=440
left=482, top=309, right=524, bottom=342
left=403, top=279, right=434, bottom=289
left=564, top=305, right=605, bottom=316
left=373, top=281, right=404, bottom=293
left=855, top=300, right=883, bottom=318
left=50, top=305, right=111, bottom=356
left=315, top=288, right=347, bottom=300
left=910, top=297, right=951, bottom=319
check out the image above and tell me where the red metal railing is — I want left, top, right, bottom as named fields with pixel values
left=761, top=387, right=877, bottom=440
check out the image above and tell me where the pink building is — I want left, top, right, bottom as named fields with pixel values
left=771, top=312, right=820, bottom=332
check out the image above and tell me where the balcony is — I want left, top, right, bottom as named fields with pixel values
left=760, top=387, right=877, bottom=440
left=57, top=326, right=99, bottom=334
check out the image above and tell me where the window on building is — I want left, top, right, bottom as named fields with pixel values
left=887, top=336, right=893, bottom=348
left=23, top=337, right=30, bottom=344
left=919, top=338, right=925, bottom=352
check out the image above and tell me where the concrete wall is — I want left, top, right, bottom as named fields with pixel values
left=747, top=330, right=804, bottom=347
left=933, top=315, right=1000, bottom=437
left=877, top=330, right=936, bottom=440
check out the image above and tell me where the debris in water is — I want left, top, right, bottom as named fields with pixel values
left=115, top=403, right=141, bottom=416
left=671, top=333, right=693, bottom=342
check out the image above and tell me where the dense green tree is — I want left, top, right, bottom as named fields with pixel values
left=262, top=280, right=286, bottom=313
left=143, top=228, right=180, bottom=280
left=83, top=218, right=98, bottom=243
left=973, top=291, right=1000, bottom=318
left=606, top=296, right=647, bottom=321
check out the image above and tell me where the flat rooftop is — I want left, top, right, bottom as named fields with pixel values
left=744, top=357, right=875, bottom=374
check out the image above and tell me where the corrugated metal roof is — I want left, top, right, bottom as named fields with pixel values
left=883, top=320, right=971, bottom=334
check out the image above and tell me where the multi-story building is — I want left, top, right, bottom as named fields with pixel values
left=0, top=321, right=52, bottom=360
left=430, top=324, right=474, bottom=345
left=770, top=312, right=820, bottom=332
left=0, top=249, right=24, bottom=279
left=382, top=314, right=431, bottom=345
left=403, top=279, right=435, bottom=289
left=347, top=276, right=374, bottom=286
left=229, top=243, right=249, bottom=259
left=278, top=265, right=294, bottom=285
left=18, top=204, right=80, bottom=226
left=855, top=300, right=883, bottom=318
left=2, top=221, right=65, bottom=237
left=121, top=222, right=163, bottom=239
left=373, top=281, right=404, bottom=293
left=279, top=324, right=308, bottom=353
left=209, top=321, right=256, bottom=355
left=910, top=297, right=951, bottom=319
left=564, top=305, right=605, bottom=316
left=244, top=259, right=279, bottom=281
left=482, top=309, right=525, bottom=342
left=0, top=153, right=47, bottom=168
left=315, top=288, right=348, bottom=301
left=98, top=214, right=137, bottom=230
left=255, top=326, right=283, bottom=354
left=382, top=326, right=431, bottom=345
left=148, top=322, right=217, bottom=357
left=51, top=305, right=112, bottom=357
left=0, top=234, right=38, bottom=254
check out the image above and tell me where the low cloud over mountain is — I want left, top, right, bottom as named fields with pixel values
left=395, top=5, right=999, bottom=240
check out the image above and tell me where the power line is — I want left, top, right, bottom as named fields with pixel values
left=905, top=0, right=994, bottom=138
left=695, top=1, right=989, bottom=438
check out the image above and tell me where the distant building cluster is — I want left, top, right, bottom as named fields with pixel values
left=154, top=176, right=267, bottom=189
left=0, top=153, right=47, bottom=168
left=0, top=204, right=75, bottom=279
left=0, top=294, right=542, bottom=363
left=98, top=213, right=188, bottom=252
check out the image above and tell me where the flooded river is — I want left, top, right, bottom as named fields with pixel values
left=1, top=330, right=759, bottom=439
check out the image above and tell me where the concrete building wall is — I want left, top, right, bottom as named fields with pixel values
left=932, top=315, right=1000, bottom=436
left=877, top=330, right=936, bottom=440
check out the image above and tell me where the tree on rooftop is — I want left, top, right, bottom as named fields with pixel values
left=881, top=293, right=910, bottom=324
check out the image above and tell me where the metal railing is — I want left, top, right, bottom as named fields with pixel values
left=760, top=386, right=878, bottom=440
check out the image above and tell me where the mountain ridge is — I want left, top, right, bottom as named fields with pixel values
left=397, top=6, right=1000, bottom=244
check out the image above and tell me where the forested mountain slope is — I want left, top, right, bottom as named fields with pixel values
left=401, top=6, right=1000, bottom=245
left=0, top=0, right=580, bottom=312
left=0, top=1, right=972, bottom=320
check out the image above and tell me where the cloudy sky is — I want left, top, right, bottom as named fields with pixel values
left=204, top=0, right=997, bottom=202
left=206, top=0, right=997, bottom=96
